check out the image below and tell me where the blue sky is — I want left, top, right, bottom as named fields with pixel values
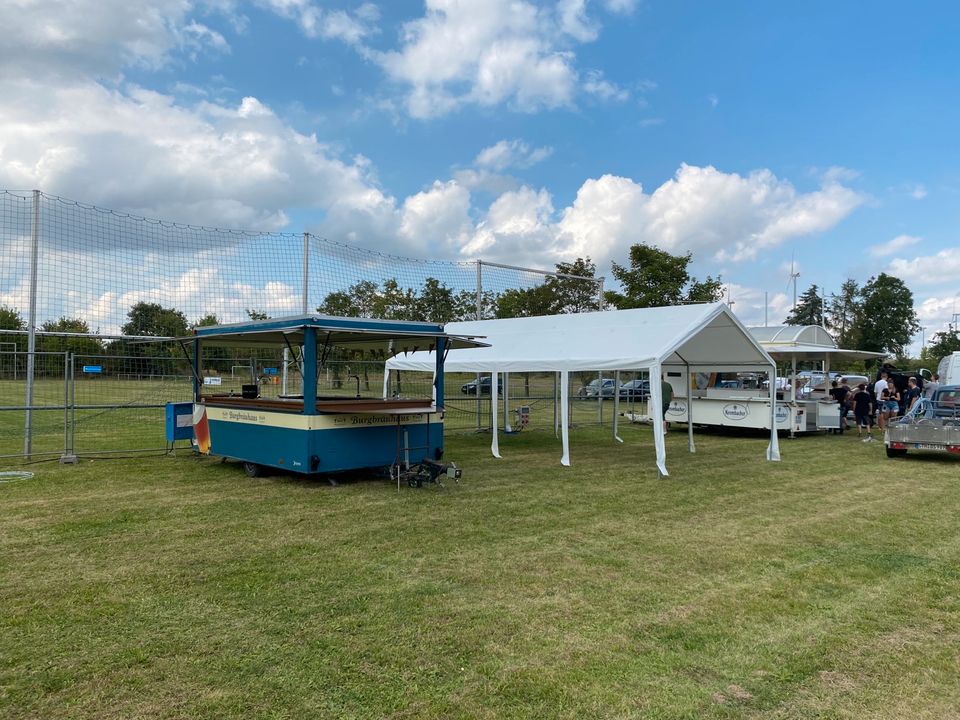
left=1, top=0, right=958, bottom=344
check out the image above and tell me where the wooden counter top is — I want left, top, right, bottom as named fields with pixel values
left=201, top=395, right=437, bottom=414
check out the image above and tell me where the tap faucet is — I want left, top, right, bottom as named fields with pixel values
left=348, top=374, right=361, bottom=398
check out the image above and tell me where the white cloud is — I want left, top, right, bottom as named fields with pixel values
left=916, top=294, right=960, bottom=337
left=282, top=1, right=381, bottom=44
left=474, top=140, right=553, bottom=172
left=869, top=234, right=921, bottom=257
left=0, top=76, right=396, bottom=232
left=399, top=180, right=473, bottom=254
left=583, top=70, right=629, bottom=102
left=467, top=165, right=862, bottom=272
left=910, top=184, right=927, bottom=200
left=0, top=0, right=232, bottom=75
left=603, top=0, right=639, bottom=12
left=77, top=269, right=301, bottom=334
left=723, top=284, right=793, bottom=327
left=707, top=93, right=719, bottom=108
left=462, top=187, right=556, bottom=263
left=557, top=0, right=599, bottom=42
left=374, top=0, right=635, bottom=118
left=886, top=248, right=960, bottom=286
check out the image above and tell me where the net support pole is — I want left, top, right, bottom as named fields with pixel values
left=302, top=232, right=310, bottom=313
left=613, top=370, right=622, bottom=443
left=24, top=189, right=40, bottom=458
left=475, top=260, right=482, bottom=430
left=686, top=362, right=695, bottom=453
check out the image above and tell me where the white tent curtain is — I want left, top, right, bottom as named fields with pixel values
left=767, top=369, right=781, bottom=460
left=650, top=363, right=667, bottom=476
left=559, top=370, right=570, bottom=466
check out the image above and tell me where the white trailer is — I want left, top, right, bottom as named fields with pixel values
left=938, top=352, right=960, bottom=386
left=659, top=325, right=884, bottom=436
left=662, top=367, right=839, bottom=434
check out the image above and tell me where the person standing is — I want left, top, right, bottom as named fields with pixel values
left=661, top=374, right=674, bottom=433
left=829, top=380, right=849, bottom=433
left=924, top=373, right=940, bottom=401
left=874, top=371, right=889, bottom=406
left=853, top=383, right=874, bottom=441
left=905, top=376, right=922, bottom=412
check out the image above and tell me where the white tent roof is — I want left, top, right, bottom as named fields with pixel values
left=747, top=325, right=885, bottom=362
left=386, top=303, right=780, bottom=475
left=387, top=302, right=774, bottom=373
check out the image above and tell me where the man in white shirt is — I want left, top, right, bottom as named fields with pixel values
left=873, top=371, right=889, bottom=430
left=924, top=373, right=940, bottom=401
left=874, top=372, right=889, bottom=400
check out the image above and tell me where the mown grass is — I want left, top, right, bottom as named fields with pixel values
left=0, top=375, right=644, bottom=457
left=2, top=424, right=959, bottom=719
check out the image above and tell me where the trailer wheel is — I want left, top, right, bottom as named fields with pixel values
left=243, top=461, right=264, bottom=477
left=885, top=447, right=907, bottom=458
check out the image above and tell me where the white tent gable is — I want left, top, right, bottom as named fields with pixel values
left=388, top=303, right=772, bottom=373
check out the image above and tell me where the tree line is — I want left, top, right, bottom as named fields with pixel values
left=2, top=242, right=958, bottom=365
left=783, top=274, right=960, bottom=361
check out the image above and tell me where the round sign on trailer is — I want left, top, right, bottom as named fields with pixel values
left=723, top=403, right=749, bottom=420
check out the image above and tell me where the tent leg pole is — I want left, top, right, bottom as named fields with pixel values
left=553, top=372, right=559, bottom=438
left=613, top=370, right=622, bottom=443
left=686, top=362, right=695, bottom=453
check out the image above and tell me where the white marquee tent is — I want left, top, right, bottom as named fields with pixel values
left=385, top=302, right=781, bottom=475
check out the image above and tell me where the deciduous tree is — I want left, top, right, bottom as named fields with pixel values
left=38, top=317, right=102, bottom=355
left=604, top=244, right=723, bottom=309
left=853, top=273, right=920, bottom=357
left=826, top=279, right=860, bottom=347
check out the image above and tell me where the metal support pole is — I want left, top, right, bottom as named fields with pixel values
left=790, top=353, right=797, bottom=439
left=597, top=371, right=603, bottom=424
left=59, top=352, right=78, bottom=464
left=597, top=277, right=605, bottom=311
left=686, top=362, right=695, bottom=453
left=553, top=372, right=559, bottom=438
left=302, top=232, right=310, bottom=314
left=475, top=260, right=482, bottom=430
left=24, top=189, right=40, bottom=458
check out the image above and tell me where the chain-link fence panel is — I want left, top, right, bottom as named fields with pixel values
left=0, top=351, right=68, bottom=459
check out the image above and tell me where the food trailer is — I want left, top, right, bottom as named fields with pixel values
left=181, top=315, right=484, bottom=482
left=662, top=325, right=883, bottom=435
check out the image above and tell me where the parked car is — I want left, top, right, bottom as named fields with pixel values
left=460, top=376, right=503, bottom=395
left=619, top=379, right=650, bottom=400
left=578, top=378, right=617, bottom=397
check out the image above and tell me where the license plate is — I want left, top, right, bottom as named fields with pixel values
left=914, top=443, right=945, bottom=451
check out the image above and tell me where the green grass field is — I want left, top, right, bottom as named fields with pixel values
left=0, top=372, right=645, bottom=458
left=2, top=423, right=959, bottom=719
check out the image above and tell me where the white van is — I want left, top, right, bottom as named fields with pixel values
left=938, top=352, right=960, bottom=385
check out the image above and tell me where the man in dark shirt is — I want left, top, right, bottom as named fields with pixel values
left=829, top=380, right=850, bottom=432
left=661, top=375, right=674, bottom=433
left=853, top=383, right=874, bottom=441
left=905, top=377, right=922, bottom=412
